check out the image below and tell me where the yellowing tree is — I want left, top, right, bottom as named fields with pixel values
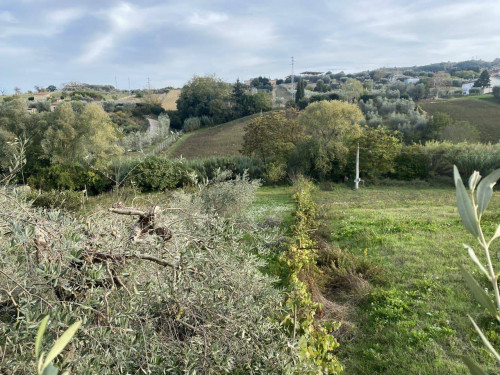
left=298, top=100, right=363, bottom=143
left=41, top=103, right=78, bottom=164
left=78, top=103, right=122, bottom=165
left=42, top=103, right=122, bottom=166
left=296, top=100, right=364, bottom=178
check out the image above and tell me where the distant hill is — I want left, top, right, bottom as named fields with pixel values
left=420, top=96, right=500, bottom=142
left=160, top=89, right=181, bottom=111
left=164, top=113, right=263, bottom=159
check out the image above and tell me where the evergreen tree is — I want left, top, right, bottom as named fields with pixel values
left=232, top=78, right=246, bottom=117
left=295, top=79, right=305, bottom=103
left=474, top=70, right=490, bottom=88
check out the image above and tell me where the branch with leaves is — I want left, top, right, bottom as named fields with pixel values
left=454, top=165, right=500, bottom=374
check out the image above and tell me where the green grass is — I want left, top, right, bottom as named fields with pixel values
left=82, top=182, right=500, bottom=374
left=420, top=95, right=500, bottom=142
left=164, top=113, right=264, bottom=159
left=251, top=186, right=294, bottom=226
left=313, top=185, right=500, bottom=374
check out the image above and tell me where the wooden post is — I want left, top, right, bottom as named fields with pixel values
left=354, top=143, right=360, bottom=190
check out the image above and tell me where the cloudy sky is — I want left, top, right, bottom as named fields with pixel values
left=1, top=0, right=499, bottom=92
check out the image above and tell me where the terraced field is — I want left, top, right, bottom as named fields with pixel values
left=165, top=113, right=263, bottom=159
left=420, top=95, right=500, bottom=142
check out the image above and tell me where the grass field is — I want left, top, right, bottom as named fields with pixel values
left=83, top=182, right=500, bottom=374
left=165, top=112, right=263, bottom=159
left=420, top=95, right=500, bottom=142
left=311, top=185, right=500, bottom=374
left=160, top=89, right=181, bottom=110
left=254, top=184, right=500, bottom=373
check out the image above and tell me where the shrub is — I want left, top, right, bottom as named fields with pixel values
left=394, top=145, right=429, bottom=180
left=0, top=184, right=298, bottom=374
left=27, top=164, right=113, bottom=195
left=188, top=156, right=264, bottom=181
left=132, top=157, right=194, bottom=191
left=29, top=190, right=82, bottom=211
left=493, top=86, right=500, bottom=100
left=280, top=176, right=343, bottom=374
left=183, top=117, right=201, bottom=132
left=199, top=170, right=260, bottom=217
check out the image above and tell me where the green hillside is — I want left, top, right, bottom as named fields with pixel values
left=165, top=113, right=263, bottom=159
left=420, top=95, right=500, bottom=142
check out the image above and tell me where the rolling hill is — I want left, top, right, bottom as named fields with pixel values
left=160, top=89, right=181, bottom=111
left=420, top=95, right=500, bottom=142
left=164, top=113, right=263, bottom=159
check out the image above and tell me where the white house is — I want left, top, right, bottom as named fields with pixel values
left=404, top=78, right=420, bottom=84
left=462, top=82, right=475, bottom=95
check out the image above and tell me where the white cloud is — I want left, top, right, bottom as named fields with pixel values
left=77, top=2, right=144, bottom=63
left=48, top=8, right=86, bottom=25
left=188, top=11, right=228, bottom=26
left=0, top=11, right=17, bottom=23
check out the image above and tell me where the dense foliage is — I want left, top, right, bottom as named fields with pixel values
left=0, top=175, right=303, bottom=374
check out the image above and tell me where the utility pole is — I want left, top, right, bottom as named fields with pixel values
left=291, top=56, right=295, bottom=101
left=128, top=77, right=131, bottom=92
left=114, top=75, right=118, bottom=90
left=354, top=143, right=360, bottom=190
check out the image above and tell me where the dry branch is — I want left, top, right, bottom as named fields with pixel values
left=109, top=203, right=172, bottom=242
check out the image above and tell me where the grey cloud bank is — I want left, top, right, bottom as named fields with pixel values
left=0, top=0, right=499, bottom=92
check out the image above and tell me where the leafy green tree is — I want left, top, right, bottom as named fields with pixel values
left=41, top=103, right=78, bottom=164
left=407, top=83, right=426, bottom=100
left=176, top=75, right=232, bottom=124
left=341, top=78, right=363, bottom=101
left=294, top=101, right=364, bottom=179
left=78, top=103, right=122, bottom=165
left=427, top=112, right=453, bottom=140
left=474, top=70, right=490, bottom=88
left=241, top=92, right=271, bottom=115
left=46, top=85, right=57, bottom=92
left=250, top=76, right=272, bottom=90
left=42, top=103, right=121, bottom=166
left=353, top=126, right=402, bottom=178
left=298, top=100, right=363, bottom=144
left=242, top=110, right=303, bottom=164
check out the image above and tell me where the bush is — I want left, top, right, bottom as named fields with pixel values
left=188, top=156, right=265, bottom=181
left=183, top=117, right=201, bottom=132
left=27, top=164, right=113, bottom=195
left=394, top=145, right=429, bottom=180
left=133, top=157, right=194, bottom=191
left=0, top=184, right=298, bottom=374
left=29, top=190, right=82, bottom=211
left=493, top=86, right=500, bottom=100
left=199, top=170, right=260, bottom=217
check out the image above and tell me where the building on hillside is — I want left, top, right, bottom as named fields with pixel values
left=26, top=107, right=37, bottom=114
left=404, top=78, right=420, bottom=84
left=33, top=92, right=51, bottom=102
left=462, top=81, right=475, bottom=95
left=300, top=71, right=323, bottom=76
